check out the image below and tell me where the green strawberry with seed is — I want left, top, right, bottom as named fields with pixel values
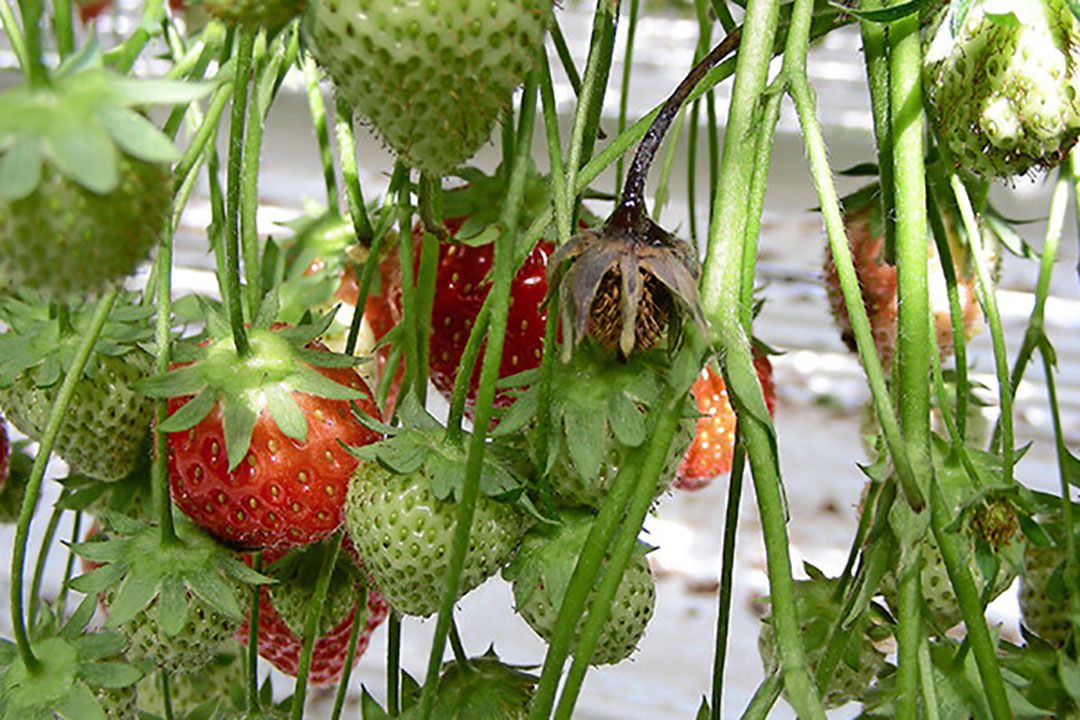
left=400, top=650, right=536, bottom=720
left=0, top=293, right=154, bottom=482
left=506, top=341, right=695, bottom=510
left=344, top=398, right=528, bottom=617
left=137, top=643, right=245, bottom=716
left=96, top=683, right=138, bottom=720
left=503, top=510, right=656, bottom=666
left=308, top=0, right=553, bottom=175
left=758, top=571, right=885, bottom=709
left=923, top=0, right=1080, bottom=177
left=0, top=58, right=208, bottom=301
left=1019, top=541, right=1073, bottom=646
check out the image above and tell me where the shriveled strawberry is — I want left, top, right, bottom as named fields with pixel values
left=674, top=354, right=776, bottom=491
left=140, top=312, right=383, bottom=550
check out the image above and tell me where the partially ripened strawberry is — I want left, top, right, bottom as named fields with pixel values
left=674, top=353, right=776, bottom=491
left=504, top=510, right=656, bottom=666
left=308, top=0, right=553, bottom=174
left=344, top=400, right=528, bottom=617
left=141, top=311, right=383, bottom=550
left=924, top=0, right=1080, bottom=178
left=824, top=189, right=983, bottom=369
left=0, top=293, right=154, bottom=482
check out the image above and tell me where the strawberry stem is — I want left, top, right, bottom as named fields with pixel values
left=152, top=193, right=180, bottom=547
left=709, top=436, right=747, bottom=718
left=291, top=532, right=343, bottom=720
left=241, top=47, right=271, bottom=308
left=858, top=1, right=897, bottom=263
left=247, top=551, right=262, bottom=714
left=54, top=509, right=81, bottom=616
left=104, top=0, right=165, bottom=73
left=223, top=28, right=257, bottom=359
left=304, top=51, right=339, bottom=211
left=161, top=671, right=175, bottom=720
left=387, top=612, right=402, bottom=716
left=414, top=172, right=443, bottom=402
left=0, top=0, right=28, bottom=75
left=15, top=0, right=45, bottom=87
left=50, top=0, right=71, bottom=59
left=8, top=288, right=119, bottom=673
left=613, top=0, right=640, bottom=193
left=329, top=583, right=369, bottom=720
left=417, top=78, right=538, bottom=720
left=334, top=94, right=375, bottom=247
left=448, top=618, right=471, bottom=674
left=27, top=499, right=64, bottom=624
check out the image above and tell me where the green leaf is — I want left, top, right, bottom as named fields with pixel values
left=187, top=572, right=242, bottom=620
left=104, top=569, right=160, bottom=628
left=97, top=106, right=180, bottom=163
left=222, top=398, right=258, bottom=471
left=43, top=120, right=118, bottom=195
left=563, top=401, right=606, bottom=481
left=607, top=392, right=646, bottom=447
left=79, top=662, right=141, bottom=690
left=109, top=78, right=215, bottom=107
left=156, top=575, right=188, bottom=637
left=72, top=632, right=126, bottom=661
left=266, top=386, right=307, bottom=442
left=0, top=136, right=43, bottom=200
left=158, top=389, right=218, bottom=432
left=135, top=364, right=208, bottom=398
left=68, top=563, right=126, bottom=595
left=288, top=366, right=363, bottom=401
left=54, top=683, right=106, bottom=720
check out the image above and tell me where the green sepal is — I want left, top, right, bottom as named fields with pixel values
left=265, top=385, right=307, bottom=442
left=77, top=662, right=142, bottom=690
left=0, top=135, right=42, bottom=200
left=222, top=397, right=258, bottom=471
left=70, top=632, right=126, bottom=662
left=398, top=649, right=536, bottom=720
left=156, top=388, right=218, bottom=433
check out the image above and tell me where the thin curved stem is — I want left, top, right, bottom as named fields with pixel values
left=154, top=201, right=179, bottom=546
left=247, top=551, right=262, bottom=714
left=387, top=612, right=401, bottom=716
left=335, top=94, right=374, bottom=246
left=291, top=533, right=343, bottom=720
left=329, top=583, right=369, bottom=720
left=241, top=44, right=268, bottom=307
left=9, top=289, right=120, bottom=672
left=51, top=0, right=72, bottom=59
left=104, top=0, right=165, bottom=73
left=55, top=510, right=81, bottom=615
left=304, top=52, right=339, bottom=209
left=614, top=0, right=640, bottom=191
left=417, top=79, right=538, bottom=720
left=0, top=0, right=29, bottom=74
left=711, top=440, right=746, bottom=720
left=28, top=500, right=64, bottom=623
left=223, top=29, right=257, bottom=357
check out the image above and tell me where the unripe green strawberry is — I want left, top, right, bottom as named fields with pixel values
left=0, top=351, right=153, bottom=482
left=923, top=0, right=1080, bottom=177
left=308, top=0, right=553, bottom=175
left=1019, top=543, right=1072, bottom=646
left=96, top=683, right=138, bottom=720
left=503, top=511, right=656, bottom=666
left=401, top=651, right=536, bottom=720
left=137, top=644, right=245, bottom=716
left=110, top=589, right=242, bottom=675
left=758, top=574, right=885, bottom=709
left=0, top=160, right=170, bottom=302
left=345, top=460, right=523, bottom=618
left=202, top=0, right=304, bottom=28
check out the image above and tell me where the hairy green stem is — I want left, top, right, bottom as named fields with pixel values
left=550, top=18, right=583, bottom=97
left=9, top=289, right=119, bottom=671
left=291, top=533, right=343, bottom=720
left=303, top=52, right=339, bottom=209
left=387, top=612, right=401, bottom=716
left=418, top=80, right=538, bottom=720
left=55, top=510, right=81, bottom=615
left=858, top=0, right=896, bottom=260
left=565, top=0, right=617, bottom=201
left=414, top=172, right=443, bottom=402
left=739, top=85, right=783, bottom=323
left=740, top=672, right=782, bottom=720
left=28, top=500, right=64, bottom=622
left=1043, top=350, right=1079, bottom=639
left=223, top=29, right=256, bottom=357
left=240, top=44, right=268, bottom=307
left=334, top=95, right=374, bottom=245
left=247, top=551, right=261, bottom=713
left=154, top=195, right=179, bottom=546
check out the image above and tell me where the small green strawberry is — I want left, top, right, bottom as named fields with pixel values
left=505, top=341, right=695, bottom=510
left=96, top=683, right=138, bottom=720
left=503, top=510, right=656, bottom=666
left=1019, top=541, right=1073, bottom=646
left=879, top=436, right=1025, bottom=632
left=308, top=0, right=553, bottom=175
left=0, top=57, right=207, bottom=301
left=0, top=293, right=154, bottom=482
left=137, top=644, right=246, bottom=716
left=923, top=0, right=1080, bottom=177
left=758, top=571, right=885, bottom=709
left=345, top=398, right=529, bottom=617
left=400, top=650, right=537, bottom=720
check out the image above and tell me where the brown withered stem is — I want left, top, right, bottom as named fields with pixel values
left=550, top=28, right=741, bottom=359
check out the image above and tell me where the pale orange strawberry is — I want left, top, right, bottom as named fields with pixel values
left=674, top=354, right=776, bottom=491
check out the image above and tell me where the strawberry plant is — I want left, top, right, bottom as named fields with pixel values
left=2, top=0, right=1080, bottom=717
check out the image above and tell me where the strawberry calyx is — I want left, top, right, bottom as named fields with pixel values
left=347, top=395, right=532, bottom=509
left=0, top=598, right=141, bottom=718
left=402, top=648, right=537, bottom=720
left=69, top=511, right=272, bottom=638
left=495, top=340, right=696, bottom=485
left=138, top=302, right=368, bottom=471
left=0, top=291, right=154, bottom=389
left=0, top=43, right=212, bottom=201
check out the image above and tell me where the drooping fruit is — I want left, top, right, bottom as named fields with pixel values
left=308, top=0, right=553, bottom=175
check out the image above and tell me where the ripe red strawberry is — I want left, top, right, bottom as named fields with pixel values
left=238, top=543, right=389, bottom=685
left=424, top=231, right=553, bottom=412
left=674, top=354, right=776, bottom=491
left=75, top=0, right=112, bottom=22
left=141, top=314, right=383, bottom=551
